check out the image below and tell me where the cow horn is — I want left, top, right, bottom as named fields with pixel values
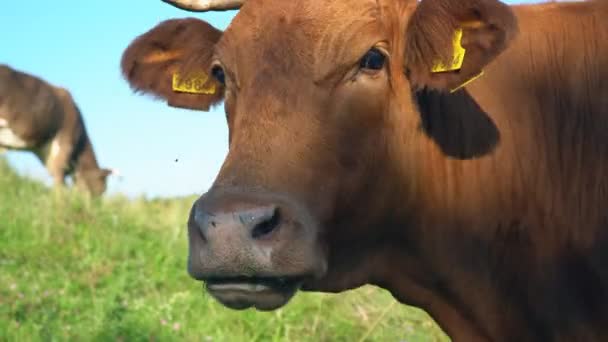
left=161, top=0, right=244, bottom=11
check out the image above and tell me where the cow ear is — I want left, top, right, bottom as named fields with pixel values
left=121, top=18, right=225, bottom=111
left=404, top=0, right=518, bottom=93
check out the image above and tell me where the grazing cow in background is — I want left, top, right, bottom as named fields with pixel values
left=0, top=65, right=116, bottom=196
left=121, top=0, right=608, bottom=340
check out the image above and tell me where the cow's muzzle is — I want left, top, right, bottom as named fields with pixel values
left=187, top=188, right=325, bottom=310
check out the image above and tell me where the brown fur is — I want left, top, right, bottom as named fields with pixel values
left=0, top=65, right=112, bottom=196
left=122, top=0, right=608, bottom=340
left=120, top=18, right=224, bottom=111
left=405, top=0, right=518, bottom=90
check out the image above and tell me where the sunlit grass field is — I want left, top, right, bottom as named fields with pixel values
left=0, top=158, right=448, bottom=341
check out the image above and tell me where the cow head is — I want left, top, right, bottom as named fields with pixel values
left=74, top=168, right=116, bottom=196
left=122, top=0, right=517, bottom=311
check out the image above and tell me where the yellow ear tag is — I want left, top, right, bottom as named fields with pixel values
left=172, top=72, right=216, bottom=95
left=430, top=27, right=485, bottom=92
left=431, top=28, right=466, bottom=73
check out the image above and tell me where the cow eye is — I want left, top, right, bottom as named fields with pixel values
left=211, top=65, right=225, bottom=85
left=359, top=48, right=386, bottom=71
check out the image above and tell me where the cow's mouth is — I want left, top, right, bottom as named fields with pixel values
left=204, top=276, right=305, bottom=310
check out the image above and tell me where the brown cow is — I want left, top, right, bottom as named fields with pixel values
left=121, top=0, right=608, bottom=340
left=0, top=65, right=115, bottom=196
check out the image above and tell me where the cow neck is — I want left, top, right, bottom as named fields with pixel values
left=371, top=93, right=510, bottom=341
left=73, top=130, right=100, bottom=173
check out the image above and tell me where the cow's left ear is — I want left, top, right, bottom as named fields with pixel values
left=404, top=0, right=518, bottom=92
left=121, top=18, right=225, bottom=111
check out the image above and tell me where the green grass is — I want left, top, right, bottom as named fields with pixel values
left=0, top=158, right=448, bottom=342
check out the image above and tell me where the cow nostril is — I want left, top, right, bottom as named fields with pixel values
left=251, top=207, right=281, bottom=239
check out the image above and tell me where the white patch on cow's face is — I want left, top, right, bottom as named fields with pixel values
left=0, top=125, right=28, bottom=149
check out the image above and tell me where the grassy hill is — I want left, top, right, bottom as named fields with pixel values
left=0, top=158, right=448, bottom=342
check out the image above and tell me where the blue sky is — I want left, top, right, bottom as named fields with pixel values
left=2, top=0, right=536, bottom=199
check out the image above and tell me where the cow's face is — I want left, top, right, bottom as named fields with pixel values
left=122, top=0, right=516, bottom=310
left=75, top=168, right=112, bottom=196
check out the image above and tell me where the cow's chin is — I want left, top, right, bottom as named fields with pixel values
left=204, top=276, right=305, bottom=311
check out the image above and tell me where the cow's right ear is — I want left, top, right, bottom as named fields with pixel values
left=404, top=0, right=518, bottom=93
left=121, top=18, right=225, bottom=111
